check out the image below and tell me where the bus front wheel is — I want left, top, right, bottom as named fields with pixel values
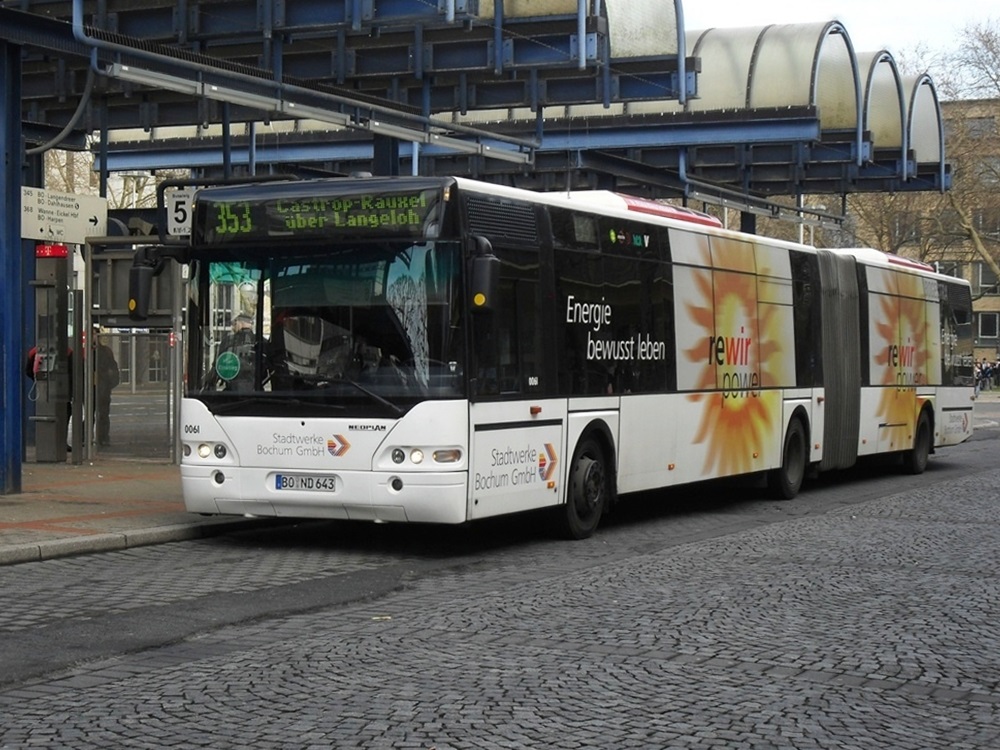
left=769, top=418, right=807, bottom=500
left=557, top=437, right=609, bottom=540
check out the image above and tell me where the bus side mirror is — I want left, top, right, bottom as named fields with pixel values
left=469, top=237, right=499, bottom=314
left=128, top=263, right=155, bottom=321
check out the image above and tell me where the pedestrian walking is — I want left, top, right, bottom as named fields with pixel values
left=94, top=335, right=120, bottom=446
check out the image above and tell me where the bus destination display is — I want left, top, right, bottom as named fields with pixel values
left=194, top=187, right=442, bottom=244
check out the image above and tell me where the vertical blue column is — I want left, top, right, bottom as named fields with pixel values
left=0, top=39, right=23, bottom=494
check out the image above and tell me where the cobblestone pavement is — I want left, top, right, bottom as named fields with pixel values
left=1, top=448, right=999, bottom=748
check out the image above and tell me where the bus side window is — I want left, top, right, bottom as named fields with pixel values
left=790, top=250, right=822, bottom=387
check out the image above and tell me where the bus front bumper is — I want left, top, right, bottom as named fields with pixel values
left=180, top=464, right=469, bottom=524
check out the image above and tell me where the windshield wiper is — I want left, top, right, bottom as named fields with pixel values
left=336, top=377, right=404, bottom=416
left=290, top=373, right=404, bottom=416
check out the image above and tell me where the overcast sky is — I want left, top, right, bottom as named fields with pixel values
left=681, top=1, right=989, bottom=54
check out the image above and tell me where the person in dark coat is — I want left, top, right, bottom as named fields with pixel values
left=93, top=336, right=120, bottom=446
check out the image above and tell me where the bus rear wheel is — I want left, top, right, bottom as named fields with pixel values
left=902, top=411, right=931, bottom=475
left=769, top=418, right=807, bottom=500
left=557, top=437, right=609, bottom=540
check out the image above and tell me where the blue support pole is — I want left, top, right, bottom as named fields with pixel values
left=223, top=104, right=233, bottom=178
left=673, top=0, right=687, bottom=105
left=1, top=39, right=23, bottom=494
left=99, top=97, right=109, bottom=198
left=493, top=0, right=504, bottom=75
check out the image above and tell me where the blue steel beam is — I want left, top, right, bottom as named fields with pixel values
left=102, top=140, right=377, bottom=171
left=99, top=112, right=824, bottom=170
left=80, top=2, right=605, bottom=71
left=1, top=39, right=23, bottom=494
left=59, top=1, right=537, bottom=160
left=108, top=0, right=480, bottom=38
left=275, top=24, right=608, bottom=79
left=10, top=5, right=693, bottom=126
left=344, top=63, right=694, bottom=109
left=93, top=130, right=948, bottom=197
left=535, top=117, right=822, bottom=151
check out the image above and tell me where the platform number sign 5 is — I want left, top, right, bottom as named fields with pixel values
left=166, top=188, right=195, bottom=236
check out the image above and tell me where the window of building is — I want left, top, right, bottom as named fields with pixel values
left=941, top=209, right=964, bottom=234
left=892, top=212, right=921, bottom=244
left=974, top=208, right=1000, bottom=238
left=966, top=116, right=998, bottom=139
left=935, top=261, right=963, bottom=278
left=976, top=263, right=1000, bottom=296
left=973, top=156, right=1000, bottom=186
left=979, top=312, right=999, bottom=339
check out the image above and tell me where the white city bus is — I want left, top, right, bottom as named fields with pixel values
left=137, top=176, right=975, bottom=538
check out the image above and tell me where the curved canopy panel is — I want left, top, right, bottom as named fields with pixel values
left=906, top=74, right=944, bottom=167
left=685, top=22, right=860, bottom=133
left=800, top=23, right=858, bottom=132
left=859, top=51, right=906, bottom=152
left=686, top=26, right=764, bottom=112
left=479, top=0, right=680, bottom=57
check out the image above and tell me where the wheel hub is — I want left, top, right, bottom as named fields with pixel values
left=575, top=457, right=604, bottom=510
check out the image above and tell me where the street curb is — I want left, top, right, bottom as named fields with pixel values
left=0, top=518, right=272, bottom=566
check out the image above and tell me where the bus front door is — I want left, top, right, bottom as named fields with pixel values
left=468, top=401, right=566, bottom=520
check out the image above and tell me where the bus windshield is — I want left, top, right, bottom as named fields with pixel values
left=192, top=240, right=466, bottom=415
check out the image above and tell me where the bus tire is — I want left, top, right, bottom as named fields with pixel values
left=557, top=436, right=609, bottom=540
left=768, top=418, right=807, bottom=500
left=902, top=410, right=932, bottom=475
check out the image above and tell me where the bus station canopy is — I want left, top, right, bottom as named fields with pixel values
left=2, top=0, right=948, bottom=203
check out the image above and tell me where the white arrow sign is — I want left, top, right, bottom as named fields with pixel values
left=21, top=187, right=109, bottom=245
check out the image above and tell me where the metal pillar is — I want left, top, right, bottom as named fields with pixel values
left=1, top=40, right=22, bottom=493
left=372, top=134, right=400, bottom=176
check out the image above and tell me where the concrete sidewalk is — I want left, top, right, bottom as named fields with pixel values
left=0, top=459, right=265, bottom=565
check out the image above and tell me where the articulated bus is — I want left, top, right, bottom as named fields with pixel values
left=138, top=175, right=975, bottom=539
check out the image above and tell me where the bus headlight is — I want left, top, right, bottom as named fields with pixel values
left=214, top=443, right=228, bottom=459
left=198, top=443, right=212, bottom=459
left=384, top=446, right=462, bottom=467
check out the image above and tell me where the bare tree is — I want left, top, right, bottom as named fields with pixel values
left=43, top=143, right=183, bottom=211
left=935, top=16, right=1000, bottom=285
left=846, top=18, right=1000, bottom=287
left=948, top=17, right=1000, bottom=100
left=44, top=149, right=97, bottom=197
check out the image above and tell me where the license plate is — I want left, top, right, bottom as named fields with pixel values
left=274, top=474, right=337, bottom=492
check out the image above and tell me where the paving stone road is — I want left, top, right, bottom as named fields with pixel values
left=1, top=438, right=999, bottom=748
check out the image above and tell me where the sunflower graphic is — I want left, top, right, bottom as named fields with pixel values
left=869, top=269, right=929, bottom=450
left=675, top=236, right=791, bottom=478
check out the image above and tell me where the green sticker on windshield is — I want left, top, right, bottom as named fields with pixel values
left=216, top=351, right=241, bottom=380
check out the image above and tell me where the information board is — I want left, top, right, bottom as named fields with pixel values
left=21, top=187, right=108, bottom=244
